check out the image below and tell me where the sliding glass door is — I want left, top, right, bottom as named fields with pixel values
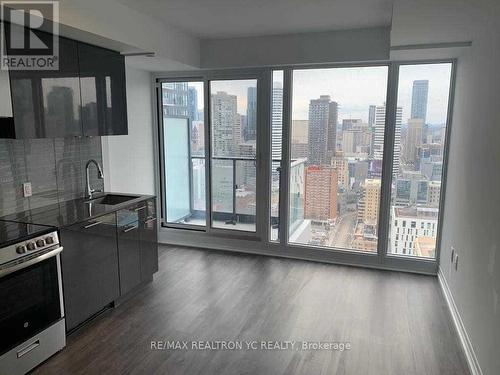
left=210, top=79, right=258, bottom=232
left=161, top=81, right=206, bottom=227
left=159, top=72, right=265, bottom=236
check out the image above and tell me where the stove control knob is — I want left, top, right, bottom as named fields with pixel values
left=27, top=242, right=36, bottom=251
left=16, top=245, right=27, bottom=254
left=36, top=239, right=46, bottom=247
left=45, top=236, right=54, bottom=245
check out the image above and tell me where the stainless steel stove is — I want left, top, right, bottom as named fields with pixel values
left=0, top=220, right=66, bottom=375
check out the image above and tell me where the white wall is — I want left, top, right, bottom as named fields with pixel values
left=392, top=1, right=500, bottom=374
left=57, top=0, right=200, bottom=68
left=102, top=66, right=155, bottom=195
left=201, top=26, right=390, bottom=68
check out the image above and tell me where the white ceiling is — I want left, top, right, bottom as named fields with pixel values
left=115, top=0, right=394, bottom=39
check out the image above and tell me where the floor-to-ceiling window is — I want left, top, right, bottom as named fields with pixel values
left=387, top=63, right=453, bottom=259
left=157, top=61, right=455, bottom=271
left=287, top=66, right=389, bottom=252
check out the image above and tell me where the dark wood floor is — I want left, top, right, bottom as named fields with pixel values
left=34, top=246, right=469, bottom=375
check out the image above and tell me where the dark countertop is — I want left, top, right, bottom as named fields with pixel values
left=0, top=192, right=156, bottom=229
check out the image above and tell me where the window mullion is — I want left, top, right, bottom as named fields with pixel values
left=279, top=69, right=293, bottom=246
left=377, top=63, right=400, bottom=260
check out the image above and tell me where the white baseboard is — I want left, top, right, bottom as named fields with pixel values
left=438, top=267, right=483, bottom=375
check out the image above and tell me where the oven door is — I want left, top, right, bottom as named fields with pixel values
left=0, top=246, right=64, bottom=355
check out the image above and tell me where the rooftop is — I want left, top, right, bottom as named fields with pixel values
left=394, top=206, right=438, bottom=220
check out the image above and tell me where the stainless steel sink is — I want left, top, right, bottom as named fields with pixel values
left=85, top=194, right=139, bottom=206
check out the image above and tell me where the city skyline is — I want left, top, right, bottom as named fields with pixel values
left=161, top=63, right=450, bottom=258
left=179, top=64, right=452, bottom=127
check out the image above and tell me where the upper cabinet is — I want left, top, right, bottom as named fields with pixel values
left=0, top=22, right=14, bottom=137
left=78, top=43, right=128, bottom=136
left=9, top=31, right=82, bottom=138
left=0, top=22, right=128, bottom=139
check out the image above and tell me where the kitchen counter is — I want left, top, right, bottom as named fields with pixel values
left=0, top=192, right=156, bottom=229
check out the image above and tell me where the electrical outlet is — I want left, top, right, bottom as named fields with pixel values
left=23, top=182, right=32, bottom=197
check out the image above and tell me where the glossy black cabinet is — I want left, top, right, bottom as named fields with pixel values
left=60, top=199, right=157, bottom=331
left=117, top=199, right=158, bottom=295
left=60, top=213, right=120, bottom=331
left=8, top=29, right=82, bottom=138
left=140, top=199, right=159, bottom=279
left=0, top=22, right=14, bottom=136
left=116, top=206, right=141, bottom=295
left=0, top=22, right=128, bottom=138
left=78, top=43, right=128, bottom=136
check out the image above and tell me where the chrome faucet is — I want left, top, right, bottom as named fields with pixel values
left=85, top=159, right=104, bottom=199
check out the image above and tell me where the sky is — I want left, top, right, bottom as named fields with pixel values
left=188, top=80, right=256, bottom=115
left=291, top=63, right=452, bottom=125
left=186, top=62, right=452, bottom=126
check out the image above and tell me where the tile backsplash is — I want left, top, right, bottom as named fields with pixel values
left=0, top=137, right=103, bottom=216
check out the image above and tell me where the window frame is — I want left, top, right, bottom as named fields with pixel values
left=152, top=59, right=457, bottom=275
left=156, top=69, right=270, bottom=241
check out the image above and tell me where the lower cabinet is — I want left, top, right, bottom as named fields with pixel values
left=117, top=199, right=158, bottom=295
left=140, top=199, right=159, bottom=279
left=116, top=206, right=141, bottom=296
left=60, top=213, right=120, bottom=331
left=61, top=199, right=158, bottom=331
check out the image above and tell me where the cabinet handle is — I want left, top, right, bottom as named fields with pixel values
left=134, top=206, right=146, bottom=212
left=144, top=217, right=157, bottom=225
left=123, top=225, right=138, bottom=233
left=84, top=221, right=103, bottom=229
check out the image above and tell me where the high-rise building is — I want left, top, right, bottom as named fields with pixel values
left=368, top=105, right=376, bottom=127
left=308, top=95, right=338, bottom=165
left=361, top=179, right=381, bottom=225
left=342, top=118, right=363, bottom=131
left=289, top=158, right=306, bottom=232
left=211, top=91, right=237, bottom=157
left=421, top=160, right=443, bottom=181
left=390, top=206, right=438, bottom=256
left=191, top=121, right=205, bottom=155
left=245, top=86, right=257, bottom=141
left=233, top=115, right=242, bottom=149
left=187, top=86, right=198, bottom=122
left=373, top=104, right=402, bottom=175
left=192, top=159, right=206, bottom=211
left=304, top=166, right=338, bottom=222
left=342, top=130, right=356, bottom=154
left=162, top=82, right=188, bottom=118
left=411, top=80, right=429, bottom=123
left=272, top=81, right=283, bottom=160
left=394, top=171, right=429, bottom=205
left=428, top=181, right=441, bottom=207
left=404, top=118, right=424, bottom=164
left=237, top=142, right=256, bottom=187
left=331, top=155, right=350, bottom=190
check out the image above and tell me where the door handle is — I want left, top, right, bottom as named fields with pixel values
left=123, top=225, right=138, bottom=233
left=84, top=221, right=103, bottom=229
left=144, top=217, right=157, bottom=225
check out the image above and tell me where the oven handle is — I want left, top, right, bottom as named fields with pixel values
left=0, top=246, right=63, bottom=278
